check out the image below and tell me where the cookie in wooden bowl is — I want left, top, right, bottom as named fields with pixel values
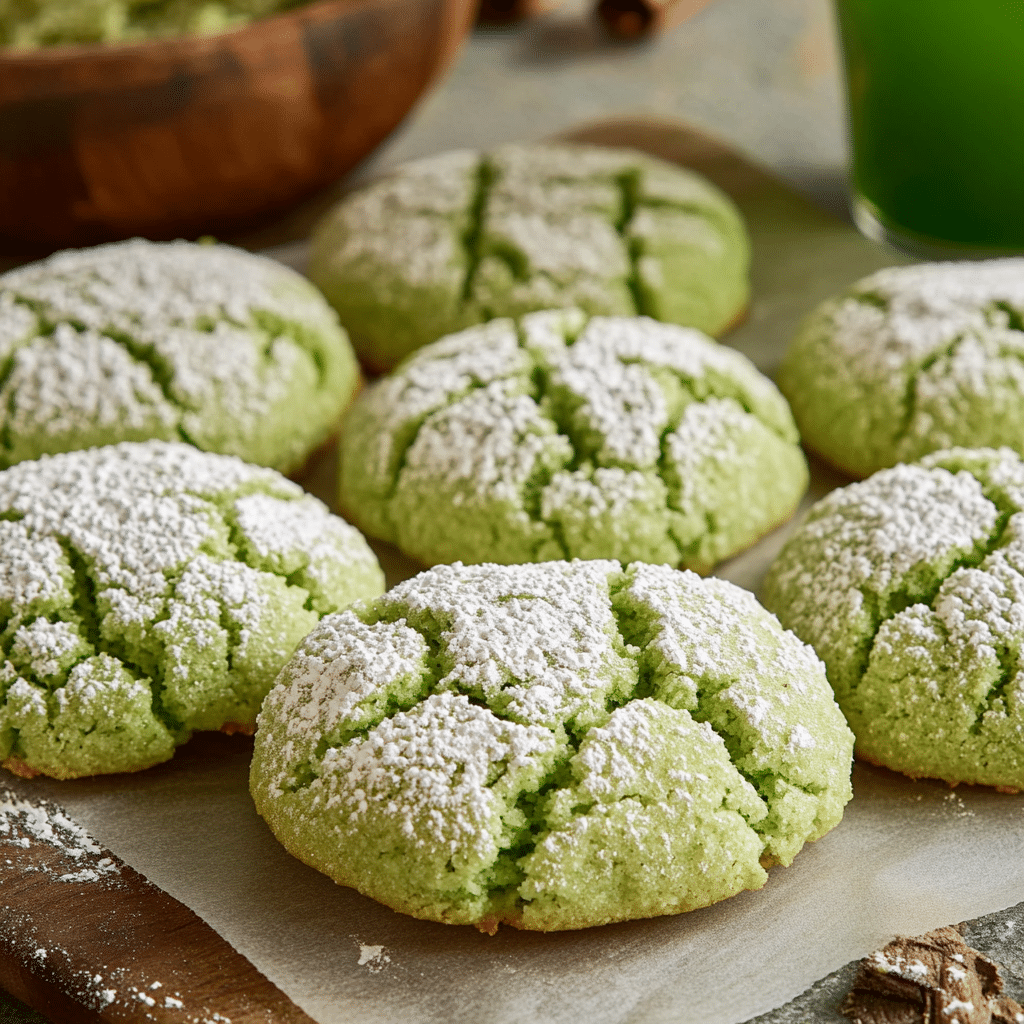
left=0, top=0, right=476, bottom=250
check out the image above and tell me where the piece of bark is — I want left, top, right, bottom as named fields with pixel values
left=0, top=789, right=317, bottom=1024
left=596, top=0, right=716, bottom=39
left=840, top=926, right=1024, bottom=1024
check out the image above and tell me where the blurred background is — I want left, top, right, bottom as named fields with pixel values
left=0, top=0, right=848, bottom=260
left=395, top=0, right=847, bottom=215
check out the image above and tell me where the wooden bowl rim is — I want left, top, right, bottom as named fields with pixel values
left=0, top=0, right=392, bottom=65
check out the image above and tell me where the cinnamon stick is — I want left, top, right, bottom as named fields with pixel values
left=597, top=0, right=716, bottom=39
left=477, top=0, right=562, bottom=23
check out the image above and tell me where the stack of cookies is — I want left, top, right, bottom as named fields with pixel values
left=8, top=138, right=1020, bottom=938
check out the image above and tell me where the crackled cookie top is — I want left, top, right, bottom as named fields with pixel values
left=0, top=239, right=360, bottom=472
left=0, top=441, right=384, bottom=780
left=307, top=143, right=750, bottom=370
left=779, top=259, right=1024, bottom=477
left=340, top=310, right=808, bottom=572
left=762, top=446, right=1024, bottom=788
left=251, top=560, right=853, bottom=932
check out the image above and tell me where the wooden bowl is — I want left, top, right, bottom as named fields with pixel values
left=0, top=0, right=476, bottom=254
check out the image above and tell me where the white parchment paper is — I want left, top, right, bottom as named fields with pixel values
left=9, top=121, right=1017, bottom=1024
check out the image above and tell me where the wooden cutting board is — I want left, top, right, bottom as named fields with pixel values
left=0, top=789, right=317, bottom=1024
left=5, top=119, right=992, bottom=1024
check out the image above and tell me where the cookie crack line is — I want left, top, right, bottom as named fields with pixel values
left=0, top=537, right=182, bottom=738
left=459, top=156, right=497, bottom=307
left=972, top=645, right=1015, bottom=734
left=378, top=375, right=507, bottom=511
left=0, top=297, right=44, bottom=452
left=893, top=333, right=966, bottom=448
left=212, top=496, right=319, bottom=613
left=991, top=298, right=1024, bottom=332
left=604, top=572, right=816, bottom=816
left=249, top=308, right=332, bottom=390
left=100, top=327, right=194, bottom=416
left=614, top=169, right=646, bottom=317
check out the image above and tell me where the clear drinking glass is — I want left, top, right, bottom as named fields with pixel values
left=835, top=0, right=1024, bottom=257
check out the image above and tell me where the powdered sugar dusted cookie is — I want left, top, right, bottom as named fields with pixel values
left=0, top=239, right=360, bottom=472
left=250, top=560, right=853, bottom=932
left=308, top=143, right=750, bottom=370
left=779, top=259, right=1024, bottom=477
left=339, top=310, right=808, bottom=572
left=0, top=441, right=384, bottom=780
left=763, top=446, right=1024, bottom=789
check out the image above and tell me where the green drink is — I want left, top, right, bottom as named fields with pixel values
left=836, top=0, right=1024, bottom=254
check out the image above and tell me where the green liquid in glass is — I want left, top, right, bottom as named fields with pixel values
left=836, top=0, right=1024, bottom=251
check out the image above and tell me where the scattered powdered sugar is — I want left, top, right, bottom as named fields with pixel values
left=1, top=789, right=258, bottom=1021
left=356, top=944, right=391, bottom=971
left=0, top=789, right=119, bottom=881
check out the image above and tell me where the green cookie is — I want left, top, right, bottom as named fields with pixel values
left=308, top=143, right=750, bottom=370
left=339, top=310, right=808, bottom=572
left=779, top=259, right=1024, bottom=478
left=763, top=446, right=1024, bottom=789
left=251, top=560, right=853, bottom=932
left=0, top=441, right=384, bottom=779
left=0, top=239, right=359, bottom=473
left=0, top=0, right=306, bottom=47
